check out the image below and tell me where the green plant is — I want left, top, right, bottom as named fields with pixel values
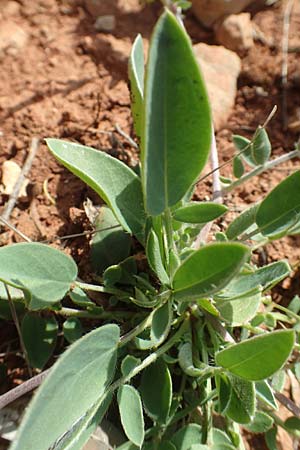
left=1, top=8, right=300, bottom=450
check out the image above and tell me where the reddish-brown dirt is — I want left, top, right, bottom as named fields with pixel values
left=0, top=0, right=300, bottom=449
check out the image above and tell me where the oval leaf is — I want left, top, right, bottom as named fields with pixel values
left=173, top=243, right=250, bottom=301
left=173, top=202, right=227, bottom=224
left=118, top=385, right=144, bottom=447
left=91, top=206, right=131, bottom=274
left=225, top=376, right=255, bottom=424
left=256, top=171, right=300, bottom=239
left=129, top=34, right=144, bottom=138
left=232, top=135, right=255, bottom=167
left=140, top=359, right=172, bottom=424
left=171, top=424, right=202, bottom=450
left=11, top=324, right=119, bottom=450
left=63, top=317, right=83, bottom=344
left=252, top=127, right=271, bottom=165
left=142, top=11, right=211, bottom=215
left=46, top=139, right=145, bottom=241
left=216, top=330, right=295, bottom=381
left=216, top=292, right=261, bottom=326
left=21, top=313, right=58, bottom=369
left=0, top=243, right=77, bottom=310
left=233, top=156, right=244, bottom=179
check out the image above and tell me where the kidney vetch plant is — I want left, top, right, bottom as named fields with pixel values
left=1, top=8, right=300, bottom=450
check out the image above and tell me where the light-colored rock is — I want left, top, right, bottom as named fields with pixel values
left=2, top=1, right=20, bottom=17
left=1, top=160, right=28, bottom=197
left=94, top=15, right=116, bottom=32
left=215, top=13, right=254, bottom=52
left=0, top=21, right=28, bottom=54
left=192, top=0, right=257, bottom=27
left=194, top=43, right=241, bottom=130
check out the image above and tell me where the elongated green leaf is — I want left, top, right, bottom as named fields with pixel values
left=233, top=156, right=244, bottom=178
left=91, top=206, right=131, bottom=274
left=226, top=204, right=259, bottom=240
left=46, top=139, right=145, bottom=240
left=118, top=385, right=144, bottom=447
left=256, top=171, right=300, bottom=239
left=11, top=324, right=119, bottom=450
left=252, top=127, right=271, bottom=165
left=173, top=202, right=227, bottom=224
left=171, top=424, right=202, bottom=450
left=129, top=34, right=144, bottom=138
left=142, top=11, right=211, bottom=215
left=54, top=392, right=113, bottom=450
left=150, top=301, right=172, bottom=346
left=140, top=359, right=172, bottom=424
left=216, top=261, right=291, bottom=300
left=216, top=330, right=295, bottom=380
left=0, top=243, right=77, bottom=310
left=216, top=374, right=231, bottom=413
left=21, top=313, right=58, bottom=369
left=225, top=376, right=255, bottom=424
left=146, top=229, right=169, bottom=284
left=173, top=243, right=250, bottom=301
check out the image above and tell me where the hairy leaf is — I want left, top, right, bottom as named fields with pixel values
left=173, top=202, right=227, bottom=223
left=11, top=324, right=119, bottom=450
left=0, top=243, right=77, bottom=310
left=46, top=139, right=145, bottom=240
left=216, top=330, right=295, bottom=380
left=118, top=385, right=144, bottom=447
left=173, top=243, right=250, bottom=301
left=142, top=11, right=211, bottom=215
left=129, top=34, right=144, bottom=138
left=256, top=171, right=300, bottom=239
left=21, top=313, right=58, bottom=369
left=140, top=359, right=172, bottom=424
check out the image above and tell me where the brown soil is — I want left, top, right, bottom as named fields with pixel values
left=0, top=0, right=300, bottom=449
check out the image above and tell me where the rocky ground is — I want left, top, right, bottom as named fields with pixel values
left=0, top=0, right=300, bottom=448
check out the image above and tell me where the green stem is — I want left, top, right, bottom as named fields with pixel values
left=164, top=208, right=176, bottom=254
left=108, top=316, right=190, bottom=393
left=270, top=302, right=300, bottom=322
left=74, top=280, right=128, bottom=297
left=223, top=149, right=300, bottom=195
left=57, top=307, right=136, bottom=320
left=119, top=310, right=155, bottom=346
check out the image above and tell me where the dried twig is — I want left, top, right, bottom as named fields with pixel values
left=1, top=137, right=40, bottom=222
left=281, top=0, right=295, bottom=130
left=193, top=128, right=222, bottom=248
left=0, top=369, right=50, bottom=410
left=275, top=391, right=300, bottom=417
left=114, top=123, right=138, bottom=149
left=0, top=216, right=31, bottom=242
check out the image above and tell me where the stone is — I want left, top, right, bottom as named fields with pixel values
left=194, top=43, right=241, bottom=130
left=191, top=0, right=257, bottom=27
left=1, top=160, right=29, bottom=197
left=215, top=13, right=254, bottom=52
left=94, top=15, right=116, bottom=32
left=2, top=1, right=20, bottom=17
left=0, top=21, right=28, bottom=54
